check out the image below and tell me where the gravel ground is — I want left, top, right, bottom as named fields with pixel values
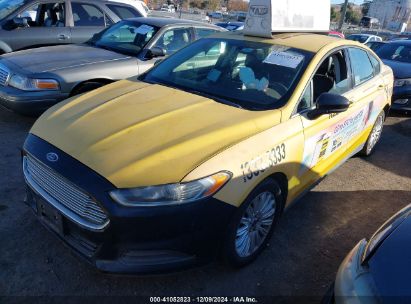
left=0, top=108, right=410, bottom=303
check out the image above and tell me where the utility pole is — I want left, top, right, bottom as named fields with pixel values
left=338, top=0, right=349, bottom=31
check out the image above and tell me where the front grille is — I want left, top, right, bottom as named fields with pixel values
left=0, top=66, right=9, bottom=86
left=23, top=154, right=109, bottom=231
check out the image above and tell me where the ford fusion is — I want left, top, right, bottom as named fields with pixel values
left=22, top=31, right=392, bottom=273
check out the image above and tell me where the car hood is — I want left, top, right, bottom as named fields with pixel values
left=1, top=44, right=131, bottom=74
left=368, top=208, right=411, bottom=296
left=30, top=80, right=282, bottom=188
left=382, top=59, right=411, bottom=79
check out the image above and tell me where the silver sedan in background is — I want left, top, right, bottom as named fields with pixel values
left=0, top=17, right=223, bottom=115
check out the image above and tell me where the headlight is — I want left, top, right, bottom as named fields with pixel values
left=8, top=74, right=59, bottom=91
left=394, top=78, right=411, bottom=87
left=109, top=171, right=232, bottom=207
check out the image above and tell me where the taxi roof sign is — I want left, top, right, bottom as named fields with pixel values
left=244, top=0, right=331, bottom=38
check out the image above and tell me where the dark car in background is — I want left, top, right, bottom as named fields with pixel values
left=328, top=204, right=411, bottom=303
left=365, top=41, right=385, bottom=52
left=0, top=0, right=144, bottom=54
left=376, top=40, right=411, bottom=112
left=0, top=17, right=223, bottom=115
left=215, top=21, right=243, bottom=31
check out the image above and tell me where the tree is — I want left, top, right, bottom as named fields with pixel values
left=345, top=5, right=362, bottom=24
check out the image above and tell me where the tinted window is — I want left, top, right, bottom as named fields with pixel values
left=348, top=48, right=374, bottom=86
left=72, top=2, right=105, bottom=26
left=107, top=4, right=142, bottom=19
left=154, top=28, right=192, bottom=55
left=195, top=28, right=219, bottom=39
left=144, top=38, right=313, bottom=110
left=376, top=43, right=411, bottom=63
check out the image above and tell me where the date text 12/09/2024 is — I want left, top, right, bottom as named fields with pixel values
left=150, top=297, right=258, bottom=303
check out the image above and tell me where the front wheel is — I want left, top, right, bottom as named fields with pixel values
left=223, top=179, right=284, bottom=267
left=360, top=110, right=385, bottom=156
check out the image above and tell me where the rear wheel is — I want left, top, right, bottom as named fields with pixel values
left=360, top=110, right=385, bottom=156
left=223, top=179, right=284, bottom=267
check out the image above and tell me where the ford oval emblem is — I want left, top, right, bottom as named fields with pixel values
left=46, top=152, right=59, bottom=162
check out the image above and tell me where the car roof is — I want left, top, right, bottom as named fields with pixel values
left=125, top=17, right=220, bottom=29
left=210, top=31, right=361, bottom=53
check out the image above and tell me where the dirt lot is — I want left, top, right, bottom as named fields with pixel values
left=0, top=108, right=410, bottom=303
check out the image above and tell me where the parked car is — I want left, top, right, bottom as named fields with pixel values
left=346, top=34, right=382, bottom=44
left=0, top=17, right=223, bottom=115
left=375, top=40, right=411, bottom=112
left=365, top=41, right=385, bottom=52
left=236, top=11, right=247, bottom=21
left=160, top=4, right=175, bottom=13
left=108, top=0, right=150, bottom=17
left=21, top=32, right=392, bottom=273
left=210, top=11, right=223, bottom=19
left=0, top=0, right=145, bottom=55
left=359, top=16, right=379, bottom=29
left=215, top=21, right=244, bottom=31
left=328, top=31, right=345, bottom=39
left=327, top=204, right=411, bottom=303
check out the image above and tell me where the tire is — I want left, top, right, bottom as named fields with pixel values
left=360, top=110, right=385, bottom=156
left=70, top=82, right=106, bottom=97
left=223, top=178, right=285, bottom=267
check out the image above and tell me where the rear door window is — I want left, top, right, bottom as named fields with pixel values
left=71, top=2, right=105, bottom=26
left=107, top=4, right=142, bottom=19
left=348, top=48, right=375, bottom=86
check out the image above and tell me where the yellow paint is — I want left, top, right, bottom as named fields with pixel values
left=30, top=33, right=393, bottom=208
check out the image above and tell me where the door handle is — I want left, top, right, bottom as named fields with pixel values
left=58, top=34, right=69, bottom=40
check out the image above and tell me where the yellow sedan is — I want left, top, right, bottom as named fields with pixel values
left=22, top=31, right=393, bottom=273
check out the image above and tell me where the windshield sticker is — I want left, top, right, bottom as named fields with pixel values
left=263, top=51, right=304, bottom=68
left=135, top=24, right=154, bottom=35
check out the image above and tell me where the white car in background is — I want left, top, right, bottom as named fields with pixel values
left=346, top=34, right=383, bottom=44
left=109, top=0, right=150, bottom=17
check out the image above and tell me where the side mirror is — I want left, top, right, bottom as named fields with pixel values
left=145, top=46, right=166, bottom=59
left=307, top=93, right=350, bottom=119
left=12, top=17, right=29, bottom=28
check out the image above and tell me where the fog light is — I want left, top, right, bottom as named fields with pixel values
left=394, top=99, right=409, bottom=105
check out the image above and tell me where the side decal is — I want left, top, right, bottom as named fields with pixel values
left=300, top=102, right=375, bottom=173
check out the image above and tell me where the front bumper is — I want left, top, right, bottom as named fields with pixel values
left=0, top=84, right=68, bottom=116
left=391, top=86, right=411, bottom=112
left=23, top=134, right=236, bottom=274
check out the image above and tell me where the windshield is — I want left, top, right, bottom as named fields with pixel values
left=376, top=43, right=411, bottom=63
left=142, top=38, right=313, bottom=110
left=347, top=35, right=368, bottom=43
left=0, top=0, right=26, bottom=20
left=94, top=20, right=159, bottom=56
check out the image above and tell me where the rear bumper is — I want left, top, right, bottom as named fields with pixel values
left=0, top=85, right=68, bottom=115
left=23, top=134, right=236, bottom=274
